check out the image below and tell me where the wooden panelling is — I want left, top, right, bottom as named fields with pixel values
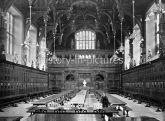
left=122, top=57, right=165, bottom=104
left=0, top=60, right=48, bottom=99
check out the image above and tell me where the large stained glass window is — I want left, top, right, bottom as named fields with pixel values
left=75, top=30, right=96, bottom=50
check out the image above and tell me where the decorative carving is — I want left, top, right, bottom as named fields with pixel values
left=110, top=50, right=123, bottom=64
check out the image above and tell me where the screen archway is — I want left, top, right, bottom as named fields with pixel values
left=94, top=74, right=104, bottom=82
left=65, top=74, right=75, bottom=81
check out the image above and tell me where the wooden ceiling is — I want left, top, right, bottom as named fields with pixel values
left=1, top=0, right=156, bottom=50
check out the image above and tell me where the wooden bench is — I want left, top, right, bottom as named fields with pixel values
left=0, top=89, right=59, bottom=109
left=0, top=94, right=28, bottom=109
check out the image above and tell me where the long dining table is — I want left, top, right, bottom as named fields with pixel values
left=68, top=90, right=87, bottom=107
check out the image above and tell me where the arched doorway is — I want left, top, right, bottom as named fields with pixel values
left=94, top=74, right=104, bottom=90
left=65, top=74, right=76, bottom=90
left=66, top=74, right=75, bottom=81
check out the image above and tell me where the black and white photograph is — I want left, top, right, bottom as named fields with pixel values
left=0, top=0, right=165, bottom=121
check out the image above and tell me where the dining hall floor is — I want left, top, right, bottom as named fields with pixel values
left=111, top=94, right=165, bottom=121
left=0, top=91, right=164, bottom=121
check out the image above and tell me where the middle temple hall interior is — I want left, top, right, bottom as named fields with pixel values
left=0, top=0, right=165, bottom=121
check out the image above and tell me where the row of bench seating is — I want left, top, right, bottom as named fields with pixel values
left=0, top=89, right=60, bottom=110
left=120, top=90, right=165, bottom=112
left=95, top=90, right=132, bottom=117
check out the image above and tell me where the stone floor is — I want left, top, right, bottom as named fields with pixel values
left=111, top=94, right=165, bottom=121
left=0, top=101, right=33, bottom=121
